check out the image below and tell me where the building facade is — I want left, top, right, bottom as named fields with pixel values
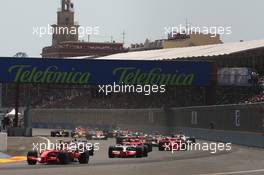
left=42, top=0, right=127, bottom=58
left=51, top=0, right=79, bottom=46
left=163, top=32, right=222, bottom=49
left=129, top=32, right=222, bottom=52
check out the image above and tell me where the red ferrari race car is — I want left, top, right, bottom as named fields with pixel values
left=106, top=128, right=122, bottom=138
left=146, top=135, right=165, bottom=147
left=171, top=134, right=196, bottom=144
left=122, top=138, right=152, bottom=153
left=108, top=145, right=148, bottom=158
left=158, top=137, right=187, bottom=151
left=86, top=130, right=108, bottom=140
left=27, top=141, right=93, bottom=165
left=71, top=127, right=87, bottom=138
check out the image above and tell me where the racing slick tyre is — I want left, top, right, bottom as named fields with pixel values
left=89, top=146, right=94, bottom=156
left=143, top=146, right=148, bottom=157
left=27, top=151, right=38, bottom=165
left=86, top=135, right=92, bottom=140
left=116, top=137, right=123, bottom=144
left=50, top=131, right=56, bottom=137
left=144, top=143, right=152, bottom=152
left=188, top=137, right=196, bottom=144
left=107, top=133, right=114, bottom=138
left=64, top=132, right=70, bottom=137
left=136, top=147, right=143, bottom=158
left=78, top=151, right=89, bottom=164
left=57, top=152, right=70, bottom=164
left=158, top=142, right=165, bottom=151
left=108, top=146, right=115, bottom=158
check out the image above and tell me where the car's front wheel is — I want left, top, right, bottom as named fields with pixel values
left=108, top=146, right=115, bottom=158
left=158, top=142, right=165, bottom=151
left=57, top=152, right=70, bottom=164
left=27, top=151, right=38, bottom=165
left=78, top=151, right=89, bottom=164
left=136, top=147, right=143, bottom=158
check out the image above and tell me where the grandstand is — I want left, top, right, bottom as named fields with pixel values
left=2, top=39, right=264, bottom=109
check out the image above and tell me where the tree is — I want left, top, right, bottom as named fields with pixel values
left=13, top=52, right=28, bottom=58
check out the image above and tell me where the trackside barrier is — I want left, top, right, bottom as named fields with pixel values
left=0, top=132, right=7, bottom=152
left=174, top=127, right=264, bottom=148
left=30, top=108, right=169, bottom=134
left=170, top=103, right=264, bottom=133
left=30, top=105, right=264, bottom=148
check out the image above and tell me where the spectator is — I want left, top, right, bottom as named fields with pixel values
left=2, top=116, right=11, bottom=130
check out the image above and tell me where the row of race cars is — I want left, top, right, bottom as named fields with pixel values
left=111, top=130, right=196, bottom=158
left=27, top=127, right=196, bottom=165
left=50, top=128, right=108, bottom=140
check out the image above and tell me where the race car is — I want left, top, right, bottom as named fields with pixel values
left=158, top=137, right=187, bottom=151
left=115, top=133, right=138, bottom=144
left=27, top=141, right=91, bottom=165
left=116, top=135, right=129, bottom=144
left=50, top=130, right=70, bottom=137
left=172, top=134, right=196, bottom=144
left=146, top=137, right=162, bottom=147
left=115, top=130, right=134, bottom=139
left=106, top=128, right=121, bottom=138
left=108, top=144, right=148, bottom=158
left=75, top=140, right=95, bottom=156
left=71, top=127, right=87, bottom=138
left=145, top=135, right=165, bottom=147
left=86, top=130, right=108, bottom=140
left=122, top=137, right=152, bottom=153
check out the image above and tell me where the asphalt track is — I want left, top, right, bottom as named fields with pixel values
left=0, top=130, right=263, bottom=175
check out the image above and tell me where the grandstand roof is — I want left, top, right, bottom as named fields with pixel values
left=99, top=39, right=264, bottom=60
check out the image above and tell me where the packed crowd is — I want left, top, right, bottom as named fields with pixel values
left=1, top=84, right=208, bottom=109
left=6, top=76, right=264, bottom=108
left=245, top=92, right=264, bottom=103
left=244, top=75, right=264, bottom=104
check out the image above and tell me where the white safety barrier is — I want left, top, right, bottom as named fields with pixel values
left=0, top=132, right=7, bottom=152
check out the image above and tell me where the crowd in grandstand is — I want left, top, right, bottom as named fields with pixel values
left=2, top=70, right=264, bottom=109
left=1, top=84, right=208, bottom=109
left=245, top=75, right=264, bottom=104
left=246, top=92, right=264, bottom=103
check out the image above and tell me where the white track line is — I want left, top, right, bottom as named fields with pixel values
left=198, top=169, right=264, bottom=175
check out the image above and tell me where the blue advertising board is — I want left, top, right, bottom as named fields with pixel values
left=0, top=57, right=212, bottom=86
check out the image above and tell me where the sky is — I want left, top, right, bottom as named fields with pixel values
left=0, top=0, right=263, bottom=57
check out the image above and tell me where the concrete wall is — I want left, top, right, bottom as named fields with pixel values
left=30, top=108, right=169, bottom=134
left=30, top=103, right=264, bottom=147
left=169, top=103, right=264, bottom=133
left=30, top=103, right=264, bottom=134
left=173, top=127, right=264, bottom=148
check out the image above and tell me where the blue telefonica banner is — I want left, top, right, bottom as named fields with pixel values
left=0, top=57, right=212, bottom=86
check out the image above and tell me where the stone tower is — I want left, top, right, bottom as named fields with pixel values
left=52, top=0, right=79, bottom=45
